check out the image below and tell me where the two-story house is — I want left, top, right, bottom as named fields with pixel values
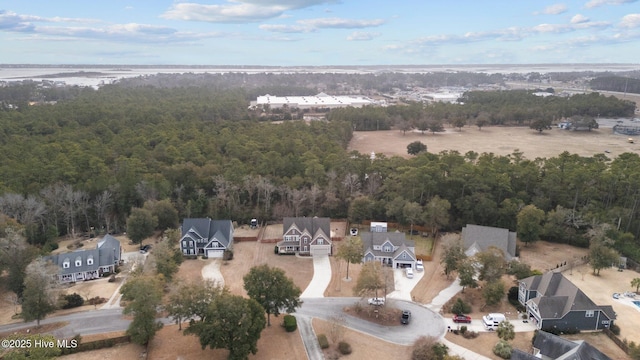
left=462, top=224, right=517, bottom=260
left=180, top=218, right=234, bottom=258
left=278, top=217, right=331, bottom=256
left=518, top=271, right=616, bottom=332
left=361, top=232, right=416, bottom=269
left=46, top=235, right=121, bottom=283
left=511, top=330, right=611, bottom=360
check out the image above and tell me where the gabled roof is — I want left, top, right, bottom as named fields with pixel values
left=361, top=232, right=415, bottom=259
left=509, top=349, right=538, bottom=360
left=283, top=217, right=331, bottom=241
left=181, top=218, right=233, bottom=247
left=461, top=224, right=516, bottom=260
left=533, top=331, right=611, bottom=360
left=521, top=272, right=616, bottom=320
left=46, top=235, right=120, bottom=275
left=392, top=243, right=416, bottom=261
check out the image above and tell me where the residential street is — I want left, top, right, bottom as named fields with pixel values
left=297, top=297, right=445, bottom=345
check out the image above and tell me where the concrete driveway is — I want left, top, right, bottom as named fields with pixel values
left=387, top=267, right=425, bottom=301
left=201, top=259, right=225, bottom=287
left=300, top=255, right=331, bottom=298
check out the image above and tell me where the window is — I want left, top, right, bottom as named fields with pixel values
left=304, top=238, right=308, bottom=244
left=318, top=239, right=324, bottom=245
left=87, top=256, right=94, bottom=265
left=189, top=240, right=194, bottom=247
left=402, top=253, right=407, bottom=259
left=383, top=245, right=392, bottom=252
left=586, top=310, right=595, bottom=317
left=75, top=257, right=82, bottom=267
left=63, top=259, right=70, bottom=269
left=182, top=240, right=187, bottom=247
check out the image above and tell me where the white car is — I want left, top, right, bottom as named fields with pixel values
left=415, top=260, right=424, bottom=272
left=405, top=267, right=414, bottom=279
left=367, top=297, right=385, bottom=306
left=350, top=228, right=358, bottom=236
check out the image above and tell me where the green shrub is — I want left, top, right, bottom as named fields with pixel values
left=462, top=330, right=479, bottom=339
left=460, top=326, right=467, bottom=334
left=338, top=341, right=352, bottom=355
left=493, top=340, right=512, bottom=359
left=283, top=315, right=297, bottom=332
left=61, top=293, right=85, bottom=309
left=317, top=334, right=329, bottom=349
left=450, top=298, right=471, bottom=315
left=610, top=324, right=620, bottom=336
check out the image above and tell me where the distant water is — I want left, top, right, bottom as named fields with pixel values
left=0, top=64, right=638, bottom=88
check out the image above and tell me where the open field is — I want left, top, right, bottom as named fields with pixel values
left=348, top=125, right=640, bottom=160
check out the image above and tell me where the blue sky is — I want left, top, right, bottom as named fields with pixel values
left=0, top=0, right=639, bottom=65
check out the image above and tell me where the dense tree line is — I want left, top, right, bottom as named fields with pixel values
left=0, top=82, right=639, bottom=264
left=590, top=76, right=640, bottom=95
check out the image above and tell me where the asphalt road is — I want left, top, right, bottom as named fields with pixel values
left=0, top=297, right=445, bottom=346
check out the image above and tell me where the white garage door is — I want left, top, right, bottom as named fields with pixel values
left=207, top=249, right=224, bottom=258
left=310, top=245, right=331, bottom=256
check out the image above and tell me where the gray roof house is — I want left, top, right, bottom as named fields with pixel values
left=180, top=218, right=234, bottom=258
left=461, top=224, right=517, bottom=260
left=278, top=217, right=332, bottom=256
left=45, top=235, right=121, bottom=283
left=362, top=232, right=416, bottom=269
left=518, top=271, right=616, bottom=332
left=510, top=330, right=611, bottom=360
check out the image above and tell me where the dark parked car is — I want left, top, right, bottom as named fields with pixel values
left=139, top=244, right=152, bottom=253
left=401, top=310, right=411, bottom=324
left=452, top=314, right=472, bottom=323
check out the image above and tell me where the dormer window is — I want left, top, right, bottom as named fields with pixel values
left=383, top=245, right=392, bottom=252
left=63, top=258, right=70, bottom=269
left=87, top=256, right=94, bottom=266
left=75, top=256, right=82, bottom=267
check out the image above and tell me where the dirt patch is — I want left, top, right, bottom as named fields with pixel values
left=411, top=233, right=455, bottom=304
left=59, top=342, right=146, bottom=360
left=565, top=264, right=640, bottom=344
left=0, top=322, right=67, bottom=338
left=260, top=224, right=283, bottom=242
left=518, top=240, right=589, bottom=273
left=145, top=323, right=307, bottom=360
left=349, top=126, right=640, bottom=161
left=325, top=240, right=364, bottom=297
left=220, top=241, right=314, bottom=297
left=445, top=331, right=534, bottom=360
left=343, top=304, right=403, bottom=326
left=313, top=317, right=412, bottom=360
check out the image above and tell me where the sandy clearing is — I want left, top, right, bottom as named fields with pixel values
left=348, top=126, right=640, bottom=161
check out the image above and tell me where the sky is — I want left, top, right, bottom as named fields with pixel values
left=0, top=0, right=639, bottom=65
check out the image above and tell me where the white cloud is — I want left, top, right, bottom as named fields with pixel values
left=260, top=17, right=385, bottom=34
left=346, top=31, right=379, bottom=41
left=259, top=24, right=314, bottom=33
left=0, top=10, right=218, bottom=44
left=620, top=13, right=640, bottom=27
left=585, top=0, right=637, bottom=8
left=571, top=14, right=589, bottom=23
left=541, top=4, right=568, bottom=15
left=0, top=10, right=97, bottom=31
left=297, top=17, right=385, bottom=29
left=161, top=0, right=336, bottom=23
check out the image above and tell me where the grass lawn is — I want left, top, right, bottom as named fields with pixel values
left=412, top=236, right=434, bottom=257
